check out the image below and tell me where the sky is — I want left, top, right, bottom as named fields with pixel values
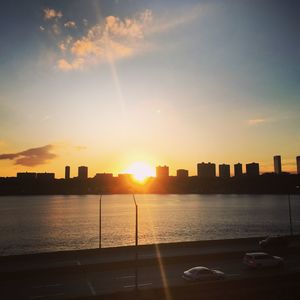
left=0, top=0, right=299, bottom=178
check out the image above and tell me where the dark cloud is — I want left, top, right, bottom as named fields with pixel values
left=0, top=145, right=57, bottom=167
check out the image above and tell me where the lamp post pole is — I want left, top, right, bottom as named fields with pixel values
left=99, top=194, right=102, bottom=248
left=132, top=193, right=138, bottom=291
left=288, top=193, right=293, bottom=236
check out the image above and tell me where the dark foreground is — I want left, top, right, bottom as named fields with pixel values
left=1, top=236, right=300, bottom=300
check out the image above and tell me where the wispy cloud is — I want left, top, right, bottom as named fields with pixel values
left=57, top=9, right=152, bottom=71
left=49, top=4, right=205, bottom=71
left=247, top=118, right=268, bottom=126
left=43, top=8, right=63, bottom=20
left=148, top=3, right=205, bottom=35
left=0, top=145, right=57, bottom=167
left=64, top=21, right=76, bottom=29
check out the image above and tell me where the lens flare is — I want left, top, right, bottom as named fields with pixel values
left=124, top=162, right=155, bottom=182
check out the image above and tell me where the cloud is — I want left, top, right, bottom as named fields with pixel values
left=147, top=4, right=203, bottom=35
left=57, top=9, right=152, bottom=71
left=82, top=19, right=88, bottom=27
left=58, top=36, right=73, bottom=52
left=57, top=58, right=84, bottom=71
left=43, top=8, right=63, bottom=20
left=39, top=26, right=45, bottom=31
left=0, top=145, right=57, bottom=167
left=247, top=118, right=268, bottom=126
left=52, top=23, right=61, bottom=35
left=64, top=21, right=76, bottom=29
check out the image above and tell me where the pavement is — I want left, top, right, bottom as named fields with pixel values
left=1, top=236, right=300, bottom=300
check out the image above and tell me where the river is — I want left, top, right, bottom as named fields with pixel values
left=0, top=194, right=299, bottom=256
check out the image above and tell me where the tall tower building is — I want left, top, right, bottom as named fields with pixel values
left=273, top=155, right=282, bottom=174
left=234, top=163, right=243, bottom=177
left=219, top=164, right=230, bottom=178
left=78, top=166, right=88, bottom=179
left=176, top=169, right=189, bottom=178
left=246, top=163, right=260, bottom=177
left=65, top=166, right=70, bottom=179
left=197, top=162, right=216, bottom=178
left=297, top=156, right=300, bottom=175
left=156, top=166, right=169, bottom=178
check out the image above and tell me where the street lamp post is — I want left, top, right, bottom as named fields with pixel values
left=288, top=193, right=293, bottom=236
left=99, top=194, right=102, bottom=248
left=132, top=193, right=138, bottom=291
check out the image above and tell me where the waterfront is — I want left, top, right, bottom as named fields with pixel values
left=0, top=194, right=299, bottom=256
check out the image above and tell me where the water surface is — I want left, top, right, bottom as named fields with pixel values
left=0, top=194, right=299, bottom=256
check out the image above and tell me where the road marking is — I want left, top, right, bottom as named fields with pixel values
left=30, top=293, right=64, bottom=299
left=138, top=283, right=153, bottom=287
left=76, top=260, right=81, bottom=266
left=86, top=280, right=96, bottom=296
left=32, top=284, right=63, bottom=289
left=124, top=282, right=153, bottom=288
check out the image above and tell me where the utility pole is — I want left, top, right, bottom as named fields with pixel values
left=132, top=193, right=138, bottom=291
left=288, top=193, right=293, bottom=236
left=99, top=194, right=102, bottom=248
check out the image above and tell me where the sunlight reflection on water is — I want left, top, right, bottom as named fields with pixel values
left=0, top=194, right=299, bottom=255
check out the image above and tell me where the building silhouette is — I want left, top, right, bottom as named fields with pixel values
left=273, top=155, right=282, bottom=174
left=297, top=156, right=300, bottom=175
left=156, top=166, right=169, bottom=178
left=94, top=173, right=113, bottom=180
left=246, top=162, right=260, bottom=177
left=65, top=166, right=70, bottom=179
left=78, top=166, right=88, bottom=179
left=219, top=164, right=230, bottom=178
left=36, top=173, right=55, bottom=181
left=234, top=163, right=243, bottom=177
left=176, top=169, right=189, bottom=178
left=197, top=162, right=216, bottom=178
left=17, top=172, right=36, bottom=180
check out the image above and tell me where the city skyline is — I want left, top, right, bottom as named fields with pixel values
left=5, top=153, right=300, bottom=180
left=0, top=0, right=299, bottom=178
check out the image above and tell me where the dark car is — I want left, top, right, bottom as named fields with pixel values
left=259, top=236, right=290, bottom=249
left=243, top=252, right=284, bottom=269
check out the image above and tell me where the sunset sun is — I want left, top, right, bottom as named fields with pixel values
left=124, top=162, right=155, bottom=182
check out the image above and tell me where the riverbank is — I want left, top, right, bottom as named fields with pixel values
left=1, top=235, right=300, bottom=276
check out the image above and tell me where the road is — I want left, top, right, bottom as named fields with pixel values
left=1, top=250, right=300, bottom=300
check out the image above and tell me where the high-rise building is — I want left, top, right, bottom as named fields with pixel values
left=273, top=155, right=282, bottom=174
left=78, top=166, right=88, bottom=179
left=297, top=156, right=300, bottom=175
left=246, top=163, right=260, bottom=177
left=234, top=163, right=243, bottom=177
left=219, top=164, right=230, bottom=178
left=197, top=162, right=216, bottom=178
left=176, top=169, right=189, bottom=178
left=65, top=166, right=70, bottom=179
left=156, top=166, right=169, bottom=178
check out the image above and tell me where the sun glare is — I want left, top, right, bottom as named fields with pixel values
left=124, top=162, right=155, bottom=182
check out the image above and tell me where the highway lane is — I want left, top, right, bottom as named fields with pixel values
left=1, top=252, right=300, bottom=299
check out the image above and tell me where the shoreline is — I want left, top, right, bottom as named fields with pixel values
left=1, top=235, right=300, bottom=260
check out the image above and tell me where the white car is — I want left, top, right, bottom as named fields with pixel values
left=182, top=266, right=225, bottom=282
left=243, top=252, right=283, bottom=269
